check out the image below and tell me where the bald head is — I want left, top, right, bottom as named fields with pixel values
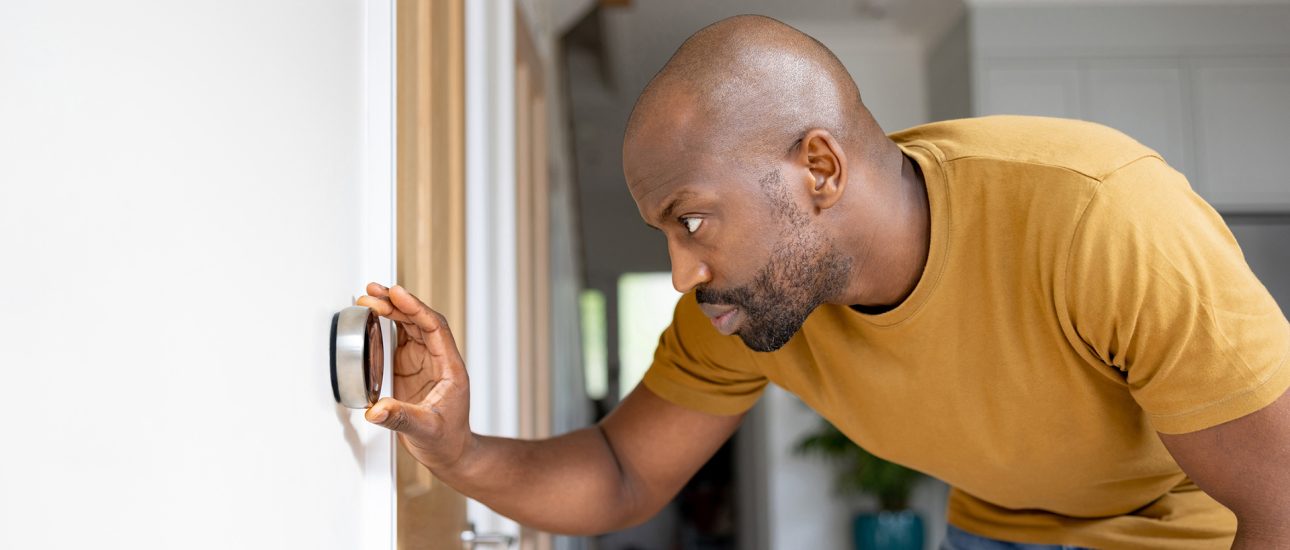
left=619, top=15, right=925, bottom=342
left=625, top=15, right=880, bottom=163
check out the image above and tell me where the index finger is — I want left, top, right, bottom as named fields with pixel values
left=387, top=286, right=442, bottom=329
left=356, top=295, right=413, bottom=325
left=388, top=286, right=462, bottom=363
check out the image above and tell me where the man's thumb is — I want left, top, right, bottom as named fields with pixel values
left=365, top=398, right=424, bottom=435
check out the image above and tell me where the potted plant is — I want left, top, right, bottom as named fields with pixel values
left=795, top=419, right=926, bottom=550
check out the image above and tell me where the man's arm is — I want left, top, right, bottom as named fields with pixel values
left=1159, top=388, right=1290, bottom=549
left=437, top=385, right=742, bottom=534
left=356, top=283, right=742, bottom=535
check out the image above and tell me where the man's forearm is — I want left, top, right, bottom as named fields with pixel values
left=429, top=426, right=646, bottom=535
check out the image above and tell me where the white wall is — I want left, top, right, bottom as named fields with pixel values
left=0, top=1, right=395, bottom=548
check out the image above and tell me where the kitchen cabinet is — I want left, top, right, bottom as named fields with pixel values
left=934, top=3, right=1290, bottom=213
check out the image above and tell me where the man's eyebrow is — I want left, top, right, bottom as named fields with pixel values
left=640, top=189, right=697, bottom=232
left=658, top=191, right=696, bottom=225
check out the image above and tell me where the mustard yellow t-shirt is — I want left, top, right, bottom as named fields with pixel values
left=641, top=116, right=1290, bottom=549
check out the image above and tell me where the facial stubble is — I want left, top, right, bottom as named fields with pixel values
left=696, top=168, right=853, bottom=352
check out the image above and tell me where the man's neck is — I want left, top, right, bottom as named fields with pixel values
left=836, top=149, right=931, bottom=309
left=885, top=153, right=931, bottom=305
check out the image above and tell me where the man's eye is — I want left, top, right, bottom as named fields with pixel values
left=683, top=217, right=703, bottom=234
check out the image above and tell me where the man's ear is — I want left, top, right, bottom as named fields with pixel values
left=795, top=128, right=847, bottom=211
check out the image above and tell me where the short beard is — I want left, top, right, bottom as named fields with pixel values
left=695, top=169, right=852, bottom=352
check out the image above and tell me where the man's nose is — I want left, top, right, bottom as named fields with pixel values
left=669, top=244, right=711, bottom=294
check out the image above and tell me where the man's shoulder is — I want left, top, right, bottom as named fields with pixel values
left=890, top=115, right=1161, bottom=182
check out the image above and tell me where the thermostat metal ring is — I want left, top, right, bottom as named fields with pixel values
left=330, top=305, right=384, bottom=408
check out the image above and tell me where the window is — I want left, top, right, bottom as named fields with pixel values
left=617, top=272, right=682, bottom=399
left=579, top=289, right=608, bottom=400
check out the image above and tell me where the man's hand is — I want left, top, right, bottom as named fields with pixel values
left=356, top=283, right=474, bottom=472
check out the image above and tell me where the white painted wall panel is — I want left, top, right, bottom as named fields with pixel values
left=0, top=1, right=394, bottom=548
left=982, top=63, right=1082, bottom=118
left=1191, top=57, right=1290, bottom=210
left=963, top=5, right=1290, bottom=212
left=1085, top=60, right=1190, bottom=175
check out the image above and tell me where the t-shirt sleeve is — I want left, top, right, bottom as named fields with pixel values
left=640, top=292, right=769, bottom=416
left=1064, top=156, right=1290, bottom=434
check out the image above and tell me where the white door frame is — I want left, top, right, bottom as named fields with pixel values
left=360, top=0, right=397, bottom=547
left=465, top=0, right=522, bottom=539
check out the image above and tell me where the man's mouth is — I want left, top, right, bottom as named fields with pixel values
left=700, top=303, right=741, bottom=335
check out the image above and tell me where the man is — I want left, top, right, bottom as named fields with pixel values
left=357, top=15, right=1290, bottom=549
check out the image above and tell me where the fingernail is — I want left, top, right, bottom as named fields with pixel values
left=368, top=408, right=388, bottom=422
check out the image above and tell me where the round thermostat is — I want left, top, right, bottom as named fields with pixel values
left=330, top=305, right=384, bottom=408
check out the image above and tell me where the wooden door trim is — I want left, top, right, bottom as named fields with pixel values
left=395, top=0, right=467, bottom=548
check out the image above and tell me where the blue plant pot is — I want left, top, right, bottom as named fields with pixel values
left=853, top=510, right=925, bottom=550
